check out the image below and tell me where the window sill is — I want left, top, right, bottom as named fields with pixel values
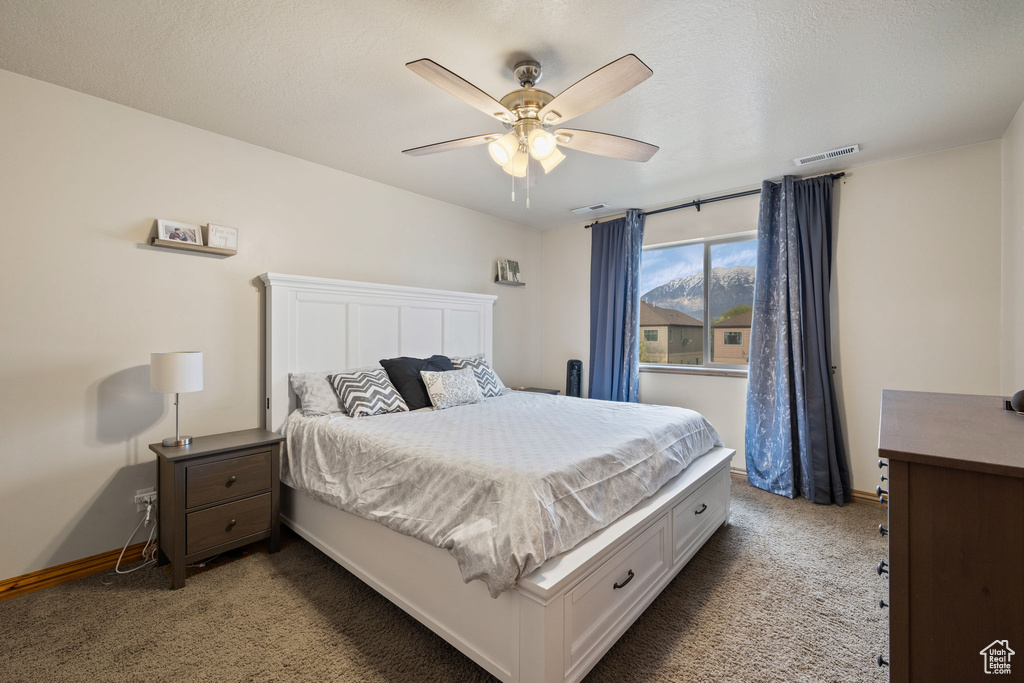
left=639, top=365, right=749, bottom=379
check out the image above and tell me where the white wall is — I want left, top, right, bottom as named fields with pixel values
left=0, top=70, right=544, bottom=581
left=541, top=142, right=1004, bottom=495
left=1002, top=100, right=1024, bottom=394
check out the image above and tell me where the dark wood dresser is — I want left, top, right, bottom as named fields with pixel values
left=150, top=429, right=284, bottom=589
left=878, top=390, right=1024, bottom=681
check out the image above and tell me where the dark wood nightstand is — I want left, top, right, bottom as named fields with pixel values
left=150, top=428, right=284, bottom=589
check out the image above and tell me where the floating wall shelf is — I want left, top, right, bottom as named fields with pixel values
left=495, top=277, right=526, bottom=287
left=150, top=238, right=237, bottom=257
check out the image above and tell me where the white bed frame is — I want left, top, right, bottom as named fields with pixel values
left=261, top=272, right=734, bottom=683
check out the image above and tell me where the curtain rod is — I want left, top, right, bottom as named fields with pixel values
left=585, top=172, right=846, bottom=228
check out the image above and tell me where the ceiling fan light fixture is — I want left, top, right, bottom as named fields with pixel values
left=539, top=147, right=566, bottom=173
left=488, top=133, right=518, bottom=166
left=528, top=129, right=556, bottom=160
left=502, top=149, right=529, bottom=177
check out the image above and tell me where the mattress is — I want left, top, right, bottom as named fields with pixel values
left=283, top=391, right=723, bottom=596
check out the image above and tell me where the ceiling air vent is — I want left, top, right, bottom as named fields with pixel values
left=794, top=144, right=860, bottom=166
left=571, top=203, right=608, bottom=214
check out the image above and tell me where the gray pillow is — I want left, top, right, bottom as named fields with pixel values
left=421, top=368, right=485, bottom=410
left=450, top=355, right=509, bottom=398
left=328, top=368, right=409, bottom=418
left=290, top=364, right=380, bottom=416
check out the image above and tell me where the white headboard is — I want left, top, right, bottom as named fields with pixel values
left=260, top=272, right=497, bottom=432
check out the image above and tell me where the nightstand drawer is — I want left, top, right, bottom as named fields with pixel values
left=186, top=451, right=271, bottom=508
left=186, top=493, right=271, bottom=554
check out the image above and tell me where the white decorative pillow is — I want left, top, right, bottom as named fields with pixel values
left=290, top=364, right=381, bottom=416
left=290, top=371, right=344, bottom=416
left=420, top=368, right=485, bottom=410
left=450, top=355, right=509, bottom=398
left=328, top=369, right=409, bottom=418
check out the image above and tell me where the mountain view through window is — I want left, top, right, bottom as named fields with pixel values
left=639, top=238, right=757, bottom=366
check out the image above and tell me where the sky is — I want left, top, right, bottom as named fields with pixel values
left=640, top=239, right=758, bottom=296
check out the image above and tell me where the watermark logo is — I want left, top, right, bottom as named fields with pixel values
left=980, top=640, right=1015, bottom=675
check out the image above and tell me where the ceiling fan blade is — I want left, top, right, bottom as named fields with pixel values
left=553, top=129, right=659, bottom=162
left=406, top=59, right=515, bottom=123
left=402, top=133, right=504, bottom=157
left=538, top=55, right=653, bottom=126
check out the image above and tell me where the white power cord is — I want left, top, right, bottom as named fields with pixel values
left=112, top=499, right=158, bottom=575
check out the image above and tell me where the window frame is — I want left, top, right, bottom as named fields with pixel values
left=723, top=331, right=743, bottom=345
left=640, top=231, right=756, bottom=374
left=643, top=329, right=658, bottom=342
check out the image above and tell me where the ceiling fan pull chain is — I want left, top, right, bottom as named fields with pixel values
left=526, top=161, right=531, bottom=209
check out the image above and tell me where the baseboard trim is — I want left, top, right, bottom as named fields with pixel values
left=730, top=466, right=883, bottom=506
left=0, top=542, right=148, bottom=602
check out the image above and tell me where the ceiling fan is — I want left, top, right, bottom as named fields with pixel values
left=402, top=54, right=659, bottom=193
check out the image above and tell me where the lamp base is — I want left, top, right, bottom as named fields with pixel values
left=162, top=436, right=192, bottom=447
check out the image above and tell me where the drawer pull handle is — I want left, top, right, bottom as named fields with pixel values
left=694, top=503, right=707, bottom=515
left=876, top=655, right=889, bottom=667
left=878, top=459, right=888, bottom=469
left=878, top=494, right=887, bottom=505
left=878, top=525, right=888, bottom=537
left=227, top=519, right=237, bottom=529
left=876, top=560, right=888, bottom=576
left=879, top=599, right=888, bottom=609
left=227, top=475, right=237, bottom=486
left=613, top=569, right=635, bottom=590
left=880, top=474, right=887, bottom=482
left=876, top=485, right=888, bottom=497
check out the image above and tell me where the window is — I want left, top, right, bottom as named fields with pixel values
left=640, top=234, right=757, bottom=369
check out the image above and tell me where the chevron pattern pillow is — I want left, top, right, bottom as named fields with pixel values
left=451, top=355, right=509, bottom=398
left=421, top=368, right=484, bottom=410
left=328, top=369, right=409, bottom=418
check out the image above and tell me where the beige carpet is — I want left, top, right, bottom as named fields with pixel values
left=0, top=479, right=889, bottom=682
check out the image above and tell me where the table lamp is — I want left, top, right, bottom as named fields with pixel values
left=151, top=351, right=203, bottom=446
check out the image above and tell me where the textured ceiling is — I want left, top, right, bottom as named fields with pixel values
left=2, top=0, right=1023, bottom=229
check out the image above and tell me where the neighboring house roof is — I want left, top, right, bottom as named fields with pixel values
left=640, top=301, right=703, bottom=327
left=716, top=310, right=753, bottom=328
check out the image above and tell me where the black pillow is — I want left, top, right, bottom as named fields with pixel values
left=379, top=355, right=454, bottom=410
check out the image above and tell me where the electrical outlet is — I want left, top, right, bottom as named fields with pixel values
left=134, top=488, right=157, bottom=512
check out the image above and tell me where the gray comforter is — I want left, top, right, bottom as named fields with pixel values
left=283, top=392, right=723, bottom=596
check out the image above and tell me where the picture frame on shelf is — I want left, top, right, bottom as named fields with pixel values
left=497, top=259, right=510, bottom=282
left=507, top=260, right=520, bottom=282
left=205, top=224, right=238, bottom=251
left=157, top=219, right=203, bottom=245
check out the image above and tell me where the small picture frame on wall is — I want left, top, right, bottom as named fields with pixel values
left=205, top=224, right=238, bottom=251
left=157, top=219, right=203, bottom=245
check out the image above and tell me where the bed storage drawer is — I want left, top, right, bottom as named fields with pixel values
left=564, top=515, right=670, bottom=674
left=186, top=493, right=271, bottom=554
left=186, top=450, right=271, bottom=508
left=672, top=468, right=728, bottom=564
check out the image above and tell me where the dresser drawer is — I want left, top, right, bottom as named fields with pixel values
left=672, top=468, right=728, bottom=564
left=564, top=515, right=670, bottom=674
left=186, top=493, right=271, bottom=554
left=186, top=451, right=271, bottom=508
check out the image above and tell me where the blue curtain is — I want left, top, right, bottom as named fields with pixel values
left=589, top=209, right=645, bottom=402
left=745, top=176, right=851, bottom=505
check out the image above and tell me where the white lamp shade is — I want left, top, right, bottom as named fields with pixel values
left=528, top=129, right=556, bottom=160
left=488, top=133, right=518, bottom=166
left=539, top=147, right=566, bottom=173
left=150, top=351, right=204, bottom=393
left=502, top=149, right=529, bottom=177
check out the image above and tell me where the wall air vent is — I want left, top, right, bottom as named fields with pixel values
left=794, top=144, right=860, bottom=166
left=571, top=203, right=608, bottom=214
